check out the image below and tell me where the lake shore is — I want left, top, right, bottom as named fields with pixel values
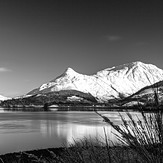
left=0, top=145, right=141, bottom=163
left=2, top=105, right=163, bottom=112
left=0, top=147, right=64, bottom=163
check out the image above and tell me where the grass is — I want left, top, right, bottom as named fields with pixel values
left=96, top=110, right=163, bottom=163
left=95, top=88, right=163, bottom=162
left=59, top=137, right=142, bottom=163
left=0, top=138, right=142, bottom=163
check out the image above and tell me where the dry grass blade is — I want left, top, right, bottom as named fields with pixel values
left=96, top=104, right=163, bottom=163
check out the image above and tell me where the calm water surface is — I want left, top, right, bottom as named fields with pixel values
left=0, top=108, right=143, bottom=154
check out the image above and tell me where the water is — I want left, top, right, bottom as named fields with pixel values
left=0, top=109, right=142, bottom=154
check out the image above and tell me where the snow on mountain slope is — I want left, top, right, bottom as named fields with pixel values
left=28, top=62, right=163, bottom=102
left=121, top=80, right=163, bottom=106
left=0, top=95, right=10, bottom=101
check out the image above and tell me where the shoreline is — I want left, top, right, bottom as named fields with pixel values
left=0, top=147, right=65, bottom=163
left=0, top=145, right=138, bottom=163
left=1, top=105, right=163, bottom=112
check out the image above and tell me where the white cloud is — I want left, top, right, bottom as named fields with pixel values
left=0, top=67, right=11, bottom=72
left=107, top=35, right=122, bottom=42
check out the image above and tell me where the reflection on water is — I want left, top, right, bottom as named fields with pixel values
left=0, top=108, right=5, bottom=113
left=40, top=120, right=115, bottom=145
left=0, top=110, right=143, bottom=154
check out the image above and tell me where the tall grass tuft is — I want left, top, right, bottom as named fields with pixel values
left=96, top=86, right=163, bottom=163
left=96, top=111, right=163, bottom=163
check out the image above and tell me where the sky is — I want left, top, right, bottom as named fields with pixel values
left=0, top=0, right=163, bottom=97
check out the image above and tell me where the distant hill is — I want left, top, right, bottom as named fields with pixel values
left=1, top=90, right=97, bottom=108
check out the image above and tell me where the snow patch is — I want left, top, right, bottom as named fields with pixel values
left=0, top=95, right=10, bottom=101
left=67, top=96, right=83, bottom=102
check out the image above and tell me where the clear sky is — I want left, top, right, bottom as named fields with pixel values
left=0, top=0, right=163, bottom=97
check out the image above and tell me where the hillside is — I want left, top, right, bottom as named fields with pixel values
left=121, top=80, right=163, bottom=106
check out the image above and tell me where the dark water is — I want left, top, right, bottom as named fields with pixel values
left=0, top=108, right=143, bottom=154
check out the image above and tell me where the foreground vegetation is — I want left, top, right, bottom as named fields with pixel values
left=0, top=140, right=143, bottom=163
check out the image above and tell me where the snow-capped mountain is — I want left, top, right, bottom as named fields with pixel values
left=0, top=95, right=10, bottom=101
left=28, top=61, right=163, bottom=102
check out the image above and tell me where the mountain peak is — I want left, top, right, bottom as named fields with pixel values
left=120, top=61, right=145, bottom=68
left=130, top=61, right=159, bottom=70
left=131, top=61, right=154, bottom=67
left=131, top=61, right=143, bottom=65
left=64, top=67, right=78, bottom=75
left=97, top=61, right=143, bottom=73
left=65, top=67, right=75, bottom=72
left=50, top=67, right=78, bottom=83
